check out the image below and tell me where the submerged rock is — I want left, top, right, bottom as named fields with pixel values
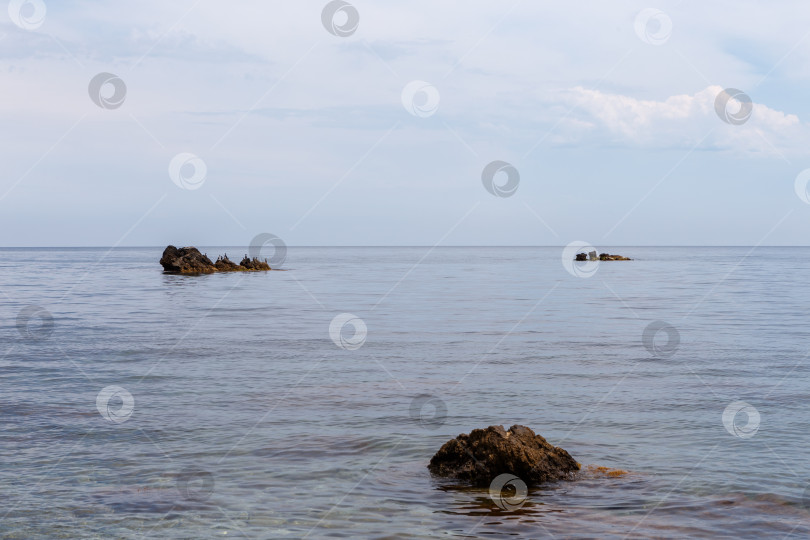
left=160, top=245, right=272, bottom=274
left=428, top=425, right=579, bottom=487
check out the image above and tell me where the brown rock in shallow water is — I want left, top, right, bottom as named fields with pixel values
left=428, top=425, right=579, bottom=487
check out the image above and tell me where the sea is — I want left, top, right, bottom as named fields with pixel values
left=1, top=246, right=809, bottom=538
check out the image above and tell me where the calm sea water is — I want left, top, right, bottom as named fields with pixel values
left=1, top=246, right=809, bottom=538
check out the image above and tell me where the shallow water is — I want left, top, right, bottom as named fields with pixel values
left=1, top=246, right=809, bottom=538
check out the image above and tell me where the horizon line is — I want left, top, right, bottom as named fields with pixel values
left=0, top=245, right=808, bottom=249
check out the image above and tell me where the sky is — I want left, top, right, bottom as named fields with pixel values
left=1, top=0, right=810, bottom=246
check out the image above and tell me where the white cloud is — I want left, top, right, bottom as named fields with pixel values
left=559, top=85, right=807, bottom=155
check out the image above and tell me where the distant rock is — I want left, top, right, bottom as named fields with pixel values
left=239, top=255, right=270, bottom=271
left=214, top=254, right=240, bottom=272
left=598, top=253, right=631, bottom=261
left=428, top=425, right=580, bottom=487
left=160, top=245, right=272, bottom=274
left=574, top=252, right=632, bottom=261
left=160, top=246, right=216, bottom=274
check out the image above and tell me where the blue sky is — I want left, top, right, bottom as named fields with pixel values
left=1, top=0, right=810, bottom=246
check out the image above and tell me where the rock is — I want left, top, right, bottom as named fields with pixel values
left=239, top=255, right=271, bottom=271
left=214, top=254, right=241, bottom=272
left=428, top=425, right=580, bottom=487
left=599, top=253, right=631, bottom=261
left=161, top=246, right=273, bottom=274
left=573, top=252, right=632, bottom=261
left=160, top=246, right=216, bottom=274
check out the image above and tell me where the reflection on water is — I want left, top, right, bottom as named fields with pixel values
left=1, top=247, right=810, bottom=538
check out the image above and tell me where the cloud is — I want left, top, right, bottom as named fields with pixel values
left=559, top=85, right=806, bottom=155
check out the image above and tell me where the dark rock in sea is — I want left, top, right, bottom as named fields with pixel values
left=214, top=254, right=241, bottom=272
left=239, top=255, right=271, bottom=271
left=599, top=253, right=631, bottom=261
left=160, top=245, right=216, bottom=274
left=573, top=252, right=632, bottom=261
left=160, top=245, right=272, bottom=274
left=428, top=425, right=580, bottom=487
